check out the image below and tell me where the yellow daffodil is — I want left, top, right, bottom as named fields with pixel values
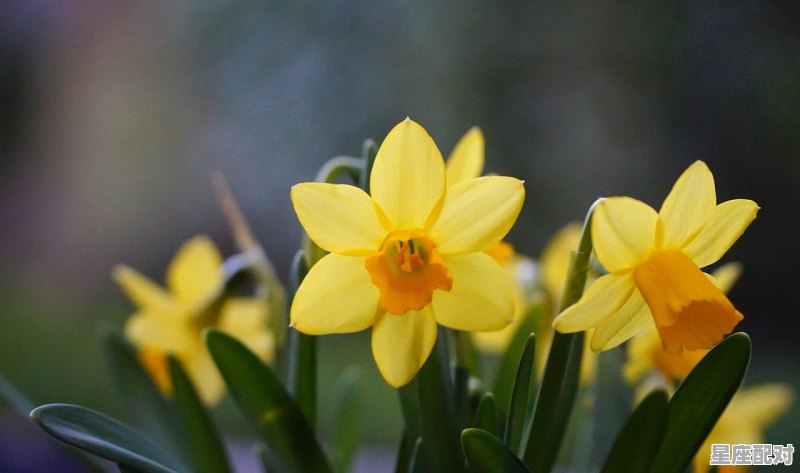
left=113, top=235, right=273, bottom=405
left=624, top=263, right=742, bottom=386
left=553, top=161, right=759, bottom=354
left=694, top=384, right=793, bottom=473
left=290, top=118, right=525, bottom=387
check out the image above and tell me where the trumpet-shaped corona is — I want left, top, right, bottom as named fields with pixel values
left=553, top=161, right=758, bottom=354
left=290, top=119, right=525, bottom=387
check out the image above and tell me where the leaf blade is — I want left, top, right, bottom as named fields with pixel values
left=650, top=333, right=751, bottom=473
left=600, top=389, right=668, bottom=473
left=205, top=328, right=332, bottom=473
left=167, top=357, right=232, bottom=473
left=30, top=403, right=187, bottom=473
left=462, top=428, right=531, bottom=473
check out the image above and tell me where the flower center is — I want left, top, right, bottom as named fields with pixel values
left=633, top=250, right=743, bottom=355
left=365, top=230, right=453, bottom=315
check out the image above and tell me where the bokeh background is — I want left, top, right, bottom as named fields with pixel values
left=1, top=1, right=798, bottom=471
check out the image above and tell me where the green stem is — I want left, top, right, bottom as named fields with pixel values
left=398, top=331, right=464, bottom=473
left=522, top=200, right=598, bottom=473
left=452, top=330, right=477, bottom=428
left=286, top=250, right=316, bottom=427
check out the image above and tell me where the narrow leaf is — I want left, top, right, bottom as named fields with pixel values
left=331, top=367, right=362, bottom=473
left=492, top=304, right=543, bottom=423
left=471, top=393, right=499, bottom=437
left=523, top=204, right=596, bottom=473
left=167, top=357, right=232, bottom=473
left=205, top=329, right=332, bottom=473
left=650, top=333, right=751, bottom=473
left=398, top=331, right=463, bottom=473
left=30, top=403, right=187, bottom=473
left=286, top=249, right=317, bottom=427
left=600, top=389, right=669, bottom=473
left=462, top=428, right=531, bottom=473
left=504, top=334, right=535, bottom=454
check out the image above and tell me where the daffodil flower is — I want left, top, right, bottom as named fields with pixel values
left=553, top=161, right=758, bottom=354
left=113, top=236, right=273, bottom=405
left=694, top=384, right=793, bottom=473
left=290, top=118, right=525, bottom=387
left=624, top=262, right=742, bottom=385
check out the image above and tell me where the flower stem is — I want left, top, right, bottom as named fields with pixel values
left=522, top=199, right=598, bottom=473
left=398, top=331, right=464, bottom=473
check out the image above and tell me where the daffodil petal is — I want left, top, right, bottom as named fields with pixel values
left=113, top=264, right=174, bottom=312
left=429, top=176, right=525, bottom=254
left=552, top=273, right=635, bottom=333
left=219, top=298, right=274, bottom=362
left=371, top=307, right=437, bottom=387
left=125, top=312, right=195, bottom=352
left=370, top=118, right=446, bottom=229
left=590, top=289, right=650, bottom=351
left=291, top=254, right=379, bottom=335
left=682, top=199, right=759, bottom=268
left=658, top=161, right=716, bottom=248
left=167, top=236, right=224, bottom=306
left=593, top=197, right=658, bottom=272
left=431, top=253, right=514, bottom=331
left=291, top=183, right=387, bottom=255
left=446, top=127, right=484, bottom=186
left=185, top=349, right=225, bottom=405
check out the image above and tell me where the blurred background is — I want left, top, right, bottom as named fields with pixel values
left=1, top=1, right=798, bottom=471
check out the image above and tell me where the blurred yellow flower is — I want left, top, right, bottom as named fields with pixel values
left=624, top=263, right=742, bottom=386
left=693, top=384, right=793, bottom=473
left=113, top=235, right=273, bottom=405
left=553, top=161, right=758, bottom=354
left=290, top=118, right=525, bottom=387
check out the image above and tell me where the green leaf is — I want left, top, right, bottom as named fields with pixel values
left=407, top=437, right=424, bottom=473
left=30, top=403, right=187, bottom=473
left=504, top=334, right=535, bottom=454
left=330, top=367, right=362, bottom=473
left=205, top=329, right=332, bottom=473
left=462, top=428, right=531, bottom=473
left=103, top=331, right=188, bottom=461
left=590, top=349, right=632, bottom=467
left=650, top=333, right=751, bottom=473
left=166, top=357, right=232, bottom=473
left=398, top=331, right=463, bottom=473
left=286, top=249, right=318, bottom=427
left=471, top=393, right=499, bottom=437
left=523, top=203, right=596, bottom=473
left=600, top=389, right=668, bottom=473
left=492, top=304, right=543, bottom=424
